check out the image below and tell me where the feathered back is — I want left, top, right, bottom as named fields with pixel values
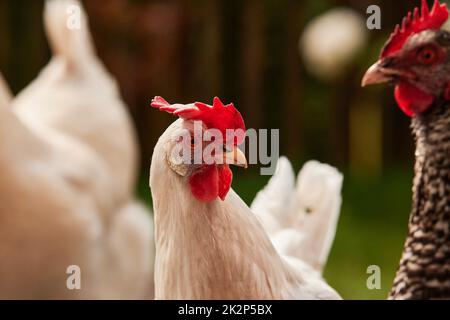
left=251, top=157, right=343, bottom=272
left=12, top=0, right=138, bottom=201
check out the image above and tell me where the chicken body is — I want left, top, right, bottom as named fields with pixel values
left=0, top=98, right=153, bottom=299
left=362, top=0, right=450, bottom=299
left=0, top=0, right=154, bottom=299
left=389, top=100, right=450, bottom=299
left=12, top=0, right=137, bottom=201
left=150, top=119, right=340, bottom=300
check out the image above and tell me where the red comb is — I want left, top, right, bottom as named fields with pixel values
left=151, top=96, right=246, bottom=145
left=381, top=0, right=448, bottom=58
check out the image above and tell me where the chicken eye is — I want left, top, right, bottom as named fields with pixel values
left=417, top=47, right=437, bottom=64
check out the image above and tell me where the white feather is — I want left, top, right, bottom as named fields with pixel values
left=0, top=0, right=154, bottom=299
left=251, top=157, right=343, bottom=272
left=289, top=161, right=343, bottom=271
left=101, top=202, right=155, bottom=299
left=150, top=121, right=341, bottom=300
left=0, top=109, right=154, bottom=298
left=44, top=0, right=95, bottom=68
left=13, top=0, right=138, bottom=201
left=251, top=156, right=296, bottom=234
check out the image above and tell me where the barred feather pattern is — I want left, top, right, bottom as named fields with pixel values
left=390, top=100, right=450, bottom=299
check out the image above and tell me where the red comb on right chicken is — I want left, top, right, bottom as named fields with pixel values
left=380, top=0, right=448, bottom=58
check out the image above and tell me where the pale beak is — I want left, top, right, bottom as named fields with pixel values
left=362, top=59, right=415, bottom=87
left=223, top=147, right=248, bottom=168
left=361, top=60, right=393, bottom=87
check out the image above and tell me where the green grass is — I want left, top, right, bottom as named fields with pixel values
left=138, top=168, right=413, bottom=300
left=324, top=170, right=411, bottom=299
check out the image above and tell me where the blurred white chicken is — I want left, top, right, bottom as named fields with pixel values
left=12, top=0, right=137, bottom=202
left=0, top=1, right=154, bottom=299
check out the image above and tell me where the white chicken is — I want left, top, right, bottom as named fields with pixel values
left=150, top=96, right=342, bottom=299
left=0, top=3, right=154, bottom=299
left=12, top=0, right=137, bottom=202
left=0, top=68, right=153, bottom=301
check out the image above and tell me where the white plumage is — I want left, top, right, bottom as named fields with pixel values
left=13, top=0, right=137, bottom=202
left=150, top=120, right=342, bottom=300
left=251, top=157, right=343, bottom=272
left=0, top=0, right=154, bottom=299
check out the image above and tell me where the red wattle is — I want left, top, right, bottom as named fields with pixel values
left=394, top=82, right=435, bottom=117
left=188, top=165, right=233, bottom=202
left=217, top=165, right=233, bottom=201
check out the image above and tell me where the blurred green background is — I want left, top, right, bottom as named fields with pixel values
left=1, top=0, right=439, bottom=299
